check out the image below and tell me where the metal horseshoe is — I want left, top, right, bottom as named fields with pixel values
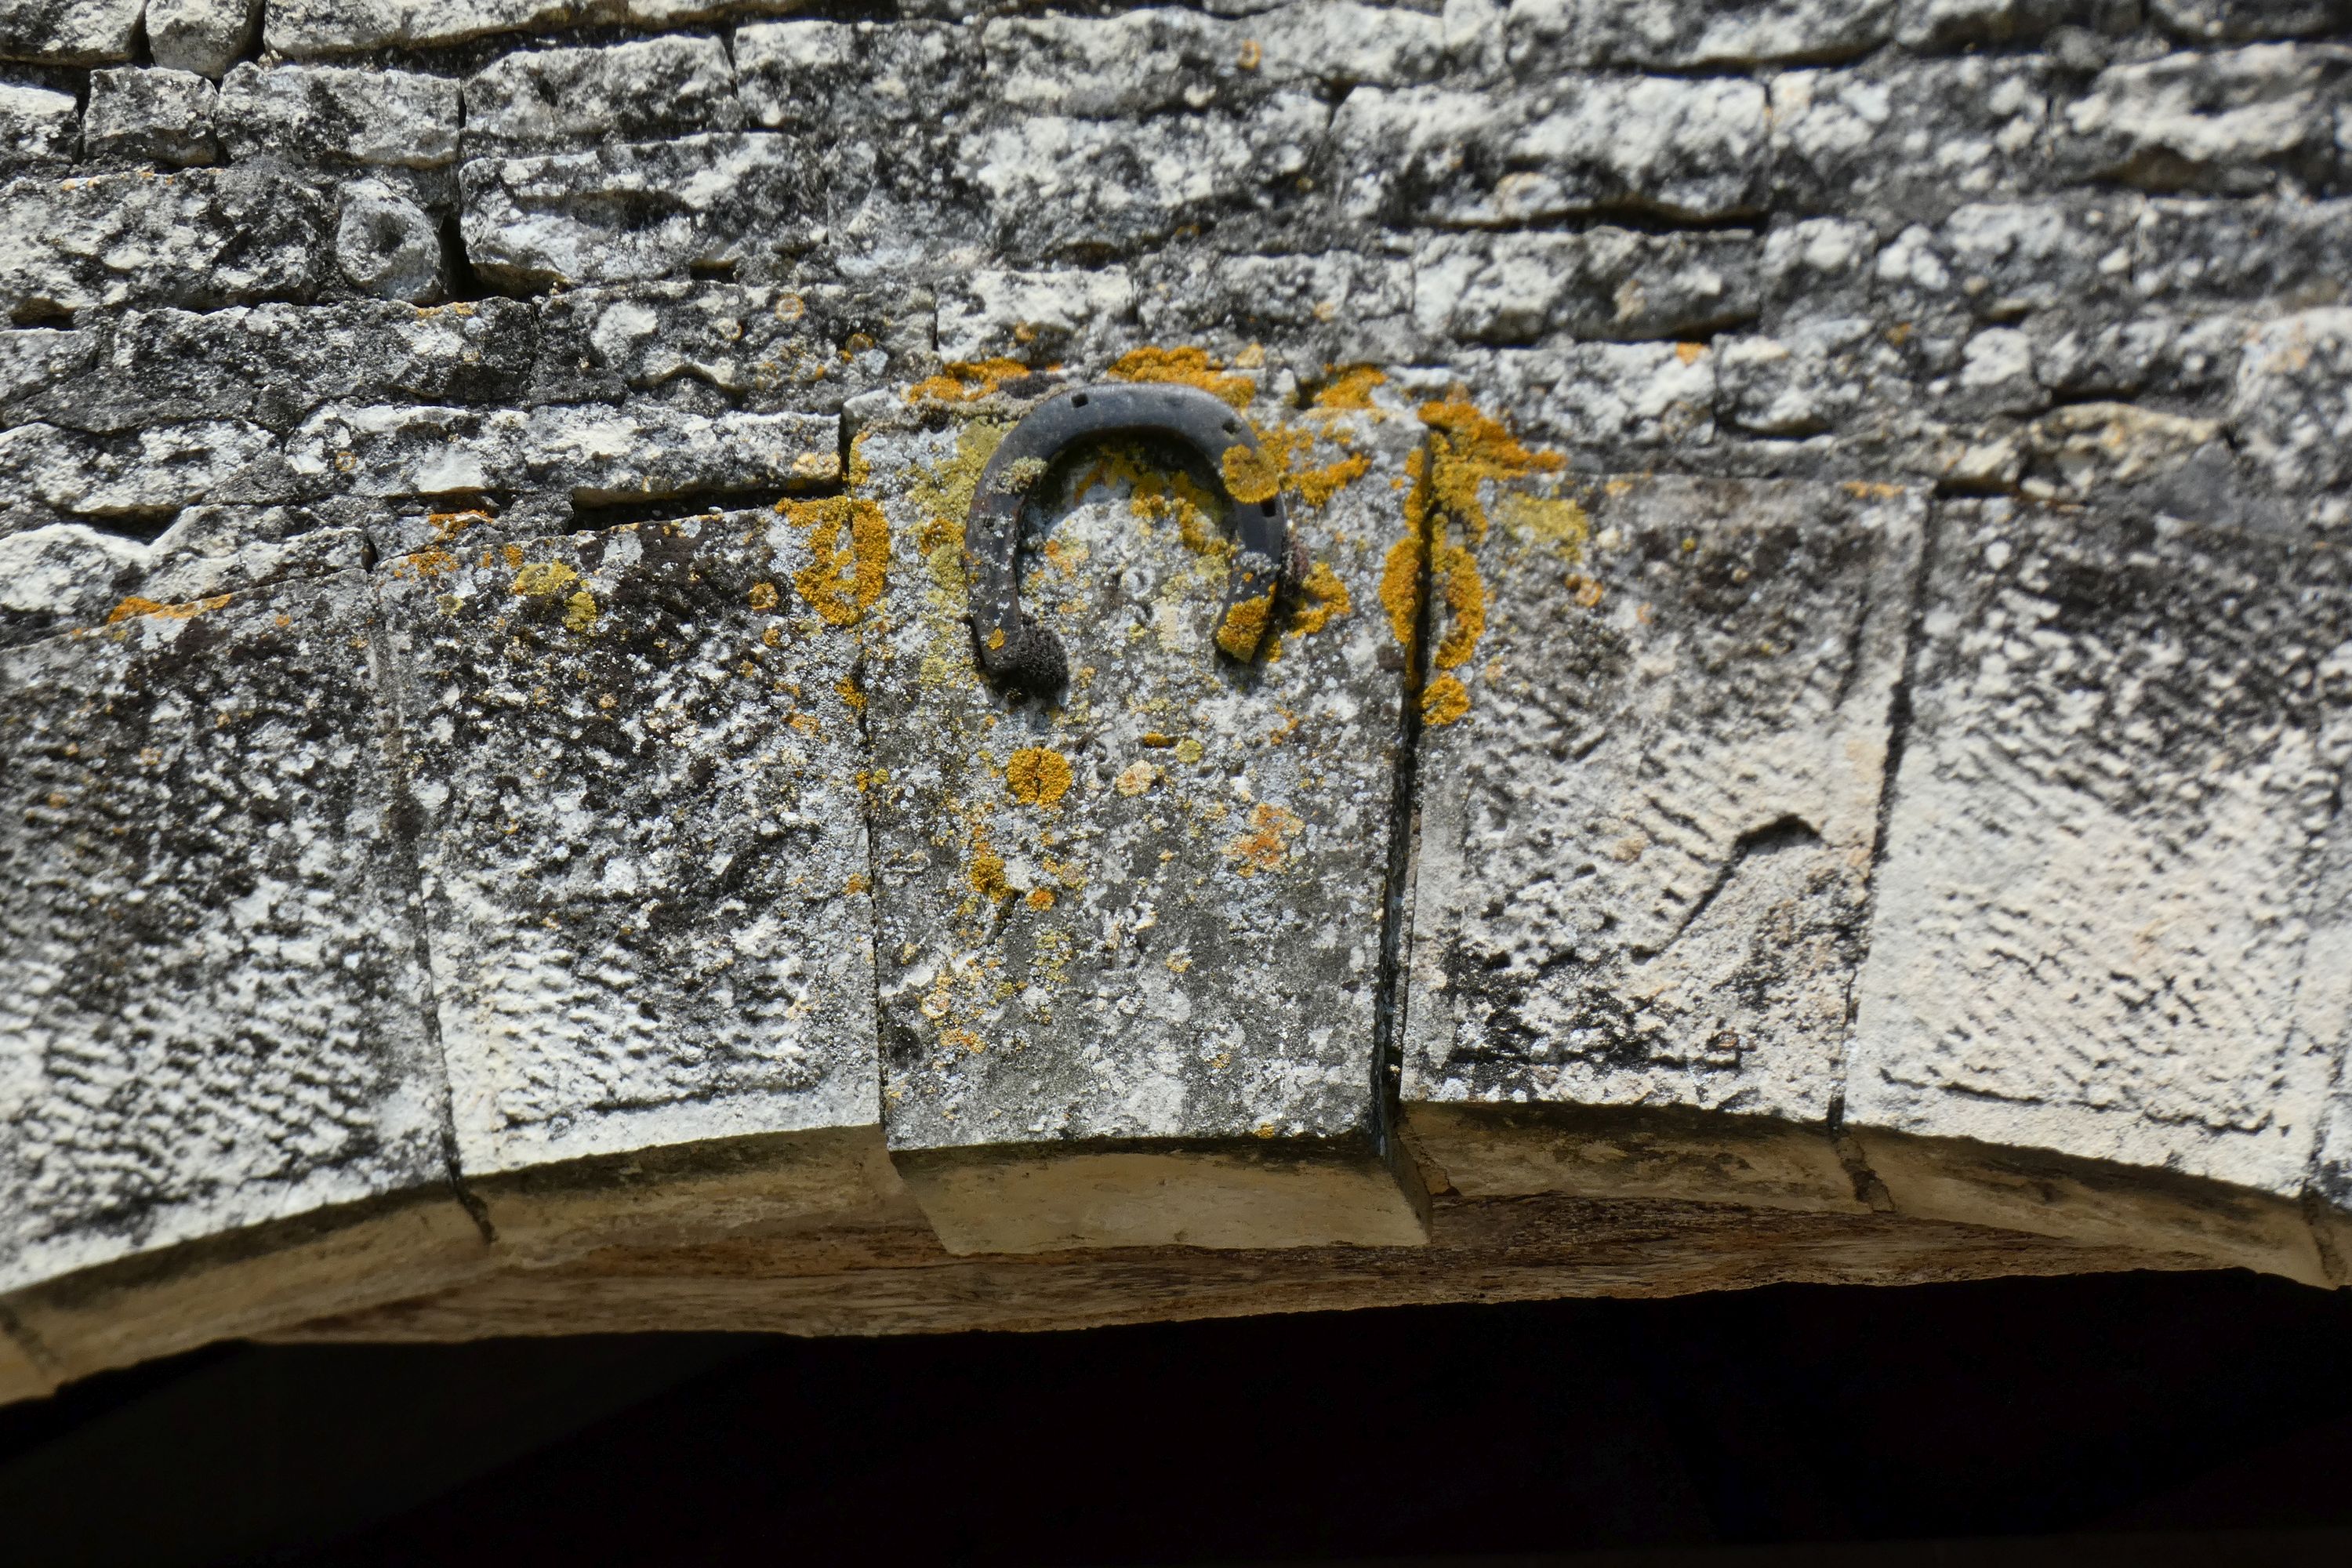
left=964, top=383, right=1292, bottom=701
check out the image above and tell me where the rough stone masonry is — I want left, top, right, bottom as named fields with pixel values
left=5, top=0, right=2352, bottom=1399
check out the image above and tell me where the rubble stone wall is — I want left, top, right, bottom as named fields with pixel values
left=5, top=0, right=2352, bottom=1398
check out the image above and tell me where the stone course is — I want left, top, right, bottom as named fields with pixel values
left=4, top=0, right=2352, bottom=1384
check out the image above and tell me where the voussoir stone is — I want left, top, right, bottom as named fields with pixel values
left=374, top=511, right=878, bottom=1174
left=218, top=64, right=462, bottom=170
left=147, top=0, right=262, bottom=78
left=0, top=574, right=462, bottom=1296
left=83, top=68, right=220, bottom=169
left=1848, top=500, right=2352, bottom=1272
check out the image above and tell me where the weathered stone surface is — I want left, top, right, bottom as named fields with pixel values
left=283, top=401, right=837, bottom=505
left=336, top=180, right=447, bottom=303
left=1406, top=470, right=1926, bottom=1132
left=732, top=19, right=976, bottom=131
left=1770, top=57, right=2053, bottom=220
left=1336, top=78, right=1767, bottom=226
left=0, top=0, right=140, bottom=65
left=0, top=418, right=283, bottom=519
left=1412, top=229, right=1760, bottom=346
left=2230, top=307, right=2352, bottom=503
left=2058, top=45, right=2349, bottom=194
left=2132, top=196, right=2352, bottom=310
left=0, top=574, right=456, bottom=1295
left=1849, top=501, right=2352, bottom=1209
left=267, top=0, right=808, bottom=59
left=860, top=387, right=1425, bottom=1250
left=935, top=269, right=1139, bottom=368
left=459, top=132, right=823, bottom=289
left=218, top=64, right=462, bottom=171
left=147, top=0, right=260, bottom=78
left=463, top=35, right=741, bottom=154
left=0, top=167, right=332, bottom=321
left=0, top=82, right=78, bottom=169
left=2151, top=0, right=2352, bottom=40
left=83, top=68, right=220, bottom=168
left=1506, top=0, right=1895, bottom=68
left=1134, top=250, right=1423, bottom=377
left=1461, top=341, right=1721, bottom=453
left=374, top=511, right=877, bottom=1173
left=0, top=523, right=147, bottom=643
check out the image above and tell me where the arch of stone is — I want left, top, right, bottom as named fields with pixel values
left=4, top=0, right=2351, bottom=1401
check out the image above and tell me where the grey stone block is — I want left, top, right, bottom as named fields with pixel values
left=336, top=180, right=446, bottom=303
left=147, top=0, right=260, bottom=78
left=459, top=132, right=824, bottom=289
left=1404, top=470, right=1926, bottom=1132
left=733, top=19, right=977, bottom=131
left=1411, top=228, right=1761, bottom=347
left=860, top=396, right=1426, bottom=1251
left=2056, top=45, right=2349, bottom=195
left=1770, top=56, right=2054, bottom=222
left=2148, top=0, right=2352, bottom=41
left=0, top=167, right=332, bottom=321
left=2230, top=307, right=2352, bottom=503
left=0, top=419, right=283, bottom=521
left=2132, top=197, right=2352, bottom=312
left=0, top=0, right=140, bottom=65
left=463, top=35, right=741, bottom=155
left=1132, top=249, right=1423, bottom=377
left=935, top=269, right=1138, bottom=369
left=266, top=0, right=568, bottom=57
left=1849, top=502, right=2352, bottom=1206
left=0, top=82, right=77, bottom=169
left=0, top=521, right=146, bottom=644
left=218, top=64, right=462, bottom=171
left=1505, top=0, right=1896, bottom=69
left=0, top=572, right=456, bottom=1294
left=374, top=512, right=878, bottom=1174
left=84, top=67, right=220, bottom=168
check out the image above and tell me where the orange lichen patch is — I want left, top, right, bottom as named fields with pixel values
left=1842, top=480, right=1907, bottom=500
left=1413, top=399, right=1564, bottom=546
left=1025, top=887, right=1057, bottom=911
left=500, top=543, right=526, bottom=571
left=1139, top=731, right=1178, bottom=748
left=942, top=1028, right=985, bottom=1054
left=389, top=546, right=460, bottom=581
left=1675, top=342, right=1706, bottom=365
left=906, top=358, right=1035, bottom=403
left=1252, top=420, right=1371, bottom=510
left=1108, top=346, right=1254, bottom=410
left=1222, top=802, right=1305, bottom=877
left=510, top=561, right=580, bottom=597
left=845, top=872, right=870, bottom=896
left=1430, top=541, right=1485, bottom=671
left=427, top=506, right=492, bottom=541
left=1005, top=746, right=1074, bottom=808
left=1566, top=573, right=1606, bottom=608
left=1215, top=586, right=1278, bottom=659
left=1379, top=535, right=1423, bottom=648
left=1421, top=673, right=1471, bottom=726
left=835, top=674, right=866, bottom=713
left=1238, top=37, right=1263, bottom=70
left=1312, top=365, right=1387, bottom=411
left=968, top=825, right=1013, bottom=902
left=748, top=581, right=779, bottom=611
left=105, top=593, right=230, bottom=625
left=1290, top=560, right=1352, bottom=637
left=777, top=495, right=890, bottom=626
left=1221, top=442, right=1281, bottom=505
left=845, top=429, right=873, bottom=489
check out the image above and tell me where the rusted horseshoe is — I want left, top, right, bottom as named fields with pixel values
left=964, top=383, right=1292, bottom=701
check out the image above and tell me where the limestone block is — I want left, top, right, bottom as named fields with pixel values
left=0, top=167, right=332, bottom=321
left=2, top=300, right=536, bottom=435
left=2230, top=307, right=2352, bottom=496
left=1715, top=321, right=1911, bottom=440
left=2132, top=197, right=2352, bottom=311
left=1470, top=342, right=1719, bottom=451
left=336, top=180, right=446, bottom=303
left=217, top=64, right=462, bottom=170
left=1133, top=251, right=1422, bottom=376
left=1404, top=471, right=1926, bottom=1142
left=463, top=35, right=741, bottom=154
left=1505, top=0, right=1896, bottom=69
left=1758, top=216, right=1879, bottom=321
left=732, top=20, right=975, bottom=130
left=374, top=511, right=878, bottom=1175
left=1411, top=229, right=1760, bottom=347
left=0, top=573, right=459, bottom=1296
left=0, top=523, right=146, bottom=645
left=283, top=401, right=837, bottom=506
left=2058, top=45, right=2347, bottom=194
left=0, top=419, right=282, bottom=520
left=2016, top=402, right=2234, bottom=514
left=1769, top=57, right=2052, bottom=219
left=0, top=0, right=140, bottom=64
left=0, top=83, right=78, bottom=169
left=860, top=397, right=1428, bottom=1253
left=1848, top=501, right=2352, bottom=1236
left=1893, top=0, right=2097, bottom=49
left=532, top=281, right=931, bottom=412
left=957, top=97, right=1328, bottom=261
left=1334, top=78, right=1766, bottom=227
left=267, top=0, right=569, bottom=56
left=2149, top=0, right=2352, bottom=44
left=979, top=4, right=1444, bottom=117
left=936, top=270, right=1138, bottom=369
left=459, top=132, right=823, bottom=289
left=147, top=0, right=260, bottom=78
left=83, top=67, right=219, bottom=168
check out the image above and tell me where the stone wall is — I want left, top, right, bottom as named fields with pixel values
left=5, top=0, right=2351, bottom=1399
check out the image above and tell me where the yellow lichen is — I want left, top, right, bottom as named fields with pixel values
left=510, top=561, right=579, bottom=597
left=1312, top=365, right=1387, bottom=411
left=968, top=825, right=1012, bottom=902
left=1378, top=535, right=1423, bottom=648
left=105, top=593, right=230, bottom=624
left=835, top=674, right=866, bottom=712
left=1430, top=542, right=1485, bottom=671
left=1005, top=746, right=1073, bottom=808
left=775, top=495, right=890, bottom=626
left=1214, top=586, right=1277, bottom=659
left=563, top=590, right=601, bottom=633
left=1222, top=802, right=1305, bottom=876
left=1108, top=346, right=1254, bottom=410
left=1413, top=399, right=1564, bottom=546
left=1220, top=442, right=1281, bottom=505
left=906, top=358, right=1035, bottom=403
left=1421, top=674, right=1471, bottom=726
left=1025, top=887, right=1057, bottom=911
left=1497, top=492, right=1589, bottom=558
left=1290, top=560, right=1352, bottom=637
left=748, top=581, right=779, bottom=611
